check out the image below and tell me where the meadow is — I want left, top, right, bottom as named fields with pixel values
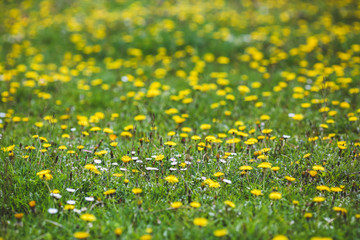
left=0, top=0, right=360, bottom=239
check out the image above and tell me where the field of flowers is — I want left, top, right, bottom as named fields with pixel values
left=1, top=0, right=360, bottom=239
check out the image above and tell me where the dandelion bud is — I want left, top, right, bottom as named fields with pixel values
left=29, top=201, right=36, bottom=213
left=29, top=200, right=36, bottom=208
left=14, top=213, right=24, bottom=227
left=304, top=212, right=312, bottom=220
left=14, top=213, right=24, bottom=221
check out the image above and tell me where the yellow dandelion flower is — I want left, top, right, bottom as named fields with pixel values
left=140, top=234, right=152, bottom=240
left=104, top=189, right=116, bottom=195
left=214, top=172, right=224, bottom=177
left=214, top=229, right=228, bottom=237
left=134, top=115, right=146, bottom=121
left=193, top=218, right=208, bottom=227
left=269, top=192, right=282, bottom=200
left=258, top=162, right=272, bottom=169
left=132, top=188, right=142, bottom=195
left=114, top=228, right=123, bottom=236
left=251, top=189, right=263, bottom=196
left=155, top=154, right=165, bottom=161
left=80, top=213, right=96, bottom=222
left=272, top=235, right=288, bottom=240
left=171, top=202, right=182, bottom=209
left=313, top=197, right=325, bottom=203
left=165, top=175, right=179, bottom=184
left=164, top=141, right=177, bottom=146
left=121, top=155, right=132, bottom=163
left=190, top=202, right=201, bottom=208
left=224, top=200, right=235, bottom=208
left=74, top=232, right=90, bottom=239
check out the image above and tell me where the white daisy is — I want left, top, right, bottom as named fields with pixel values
left=48, top=208, right=58, bottom=214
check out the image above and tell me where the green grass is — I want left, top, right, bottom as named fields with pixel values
left=1, top=0, right=360, bottom=239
